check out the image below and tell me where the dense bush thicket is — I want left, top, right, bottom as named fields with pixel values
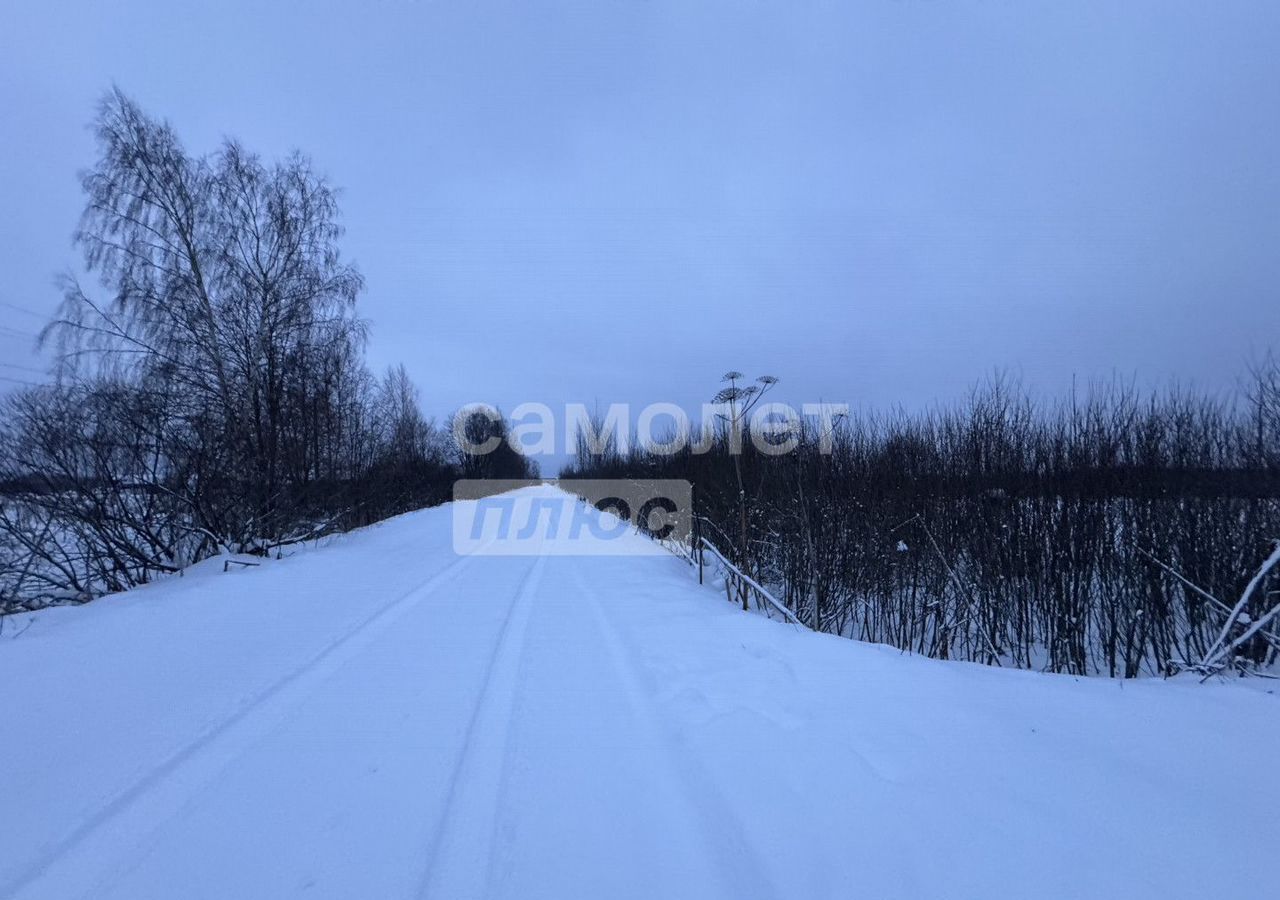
left=0, top=91, right=532, bottom=611
left=563, top=369, right=1280, bottom=676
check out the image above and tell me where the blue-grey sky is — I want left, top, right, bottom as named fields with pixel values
left=2, top=0, right=1278, bottom=434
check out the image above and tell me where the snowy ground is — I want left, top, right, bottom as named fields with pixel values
left=2, top=486, right=1277, bottom=899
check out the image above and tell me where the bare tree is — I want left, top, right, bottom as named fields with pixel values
left=0, top=90, right=479, bottom=611
left=43, top=88, right=366, bottom=544
left=570, top=368, right=1280, bottom=676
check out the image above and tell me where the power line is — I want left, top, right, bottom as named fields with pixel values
left=0, top=374, right=40, bottom=386
left=0, top=300, right=47, bottom=319
left=0, top=361, right=47, bottom=374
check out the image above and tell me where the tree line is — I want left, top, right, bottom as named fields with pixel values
left=0, top=90, right=532, bottom=611
left=563, top=368, right=1280, bottom=677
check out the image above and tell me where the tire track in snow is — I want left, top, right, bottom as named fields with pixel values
left=2, top=547, right=486, bottom=900
left=575, top=564, right=782, bottom=900
left=415, top=552, right=548, bottom=900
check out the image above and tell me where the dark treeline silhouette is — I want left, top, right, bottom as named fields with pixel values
left=564, top=368, right=1280, bottom=677
left=0, top=90, right=533, bottom=611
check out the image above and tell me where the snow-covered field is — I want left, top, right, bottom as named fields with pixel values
left=2, top=486, right=1277, bottom=900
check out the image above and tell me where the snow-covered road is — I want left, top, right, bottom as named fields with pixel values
left=2, top=487, right=1278, bottom=899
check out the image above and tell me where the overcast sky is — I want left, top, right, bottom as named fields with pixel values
left=3, top=0, right=1278, bottom=440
